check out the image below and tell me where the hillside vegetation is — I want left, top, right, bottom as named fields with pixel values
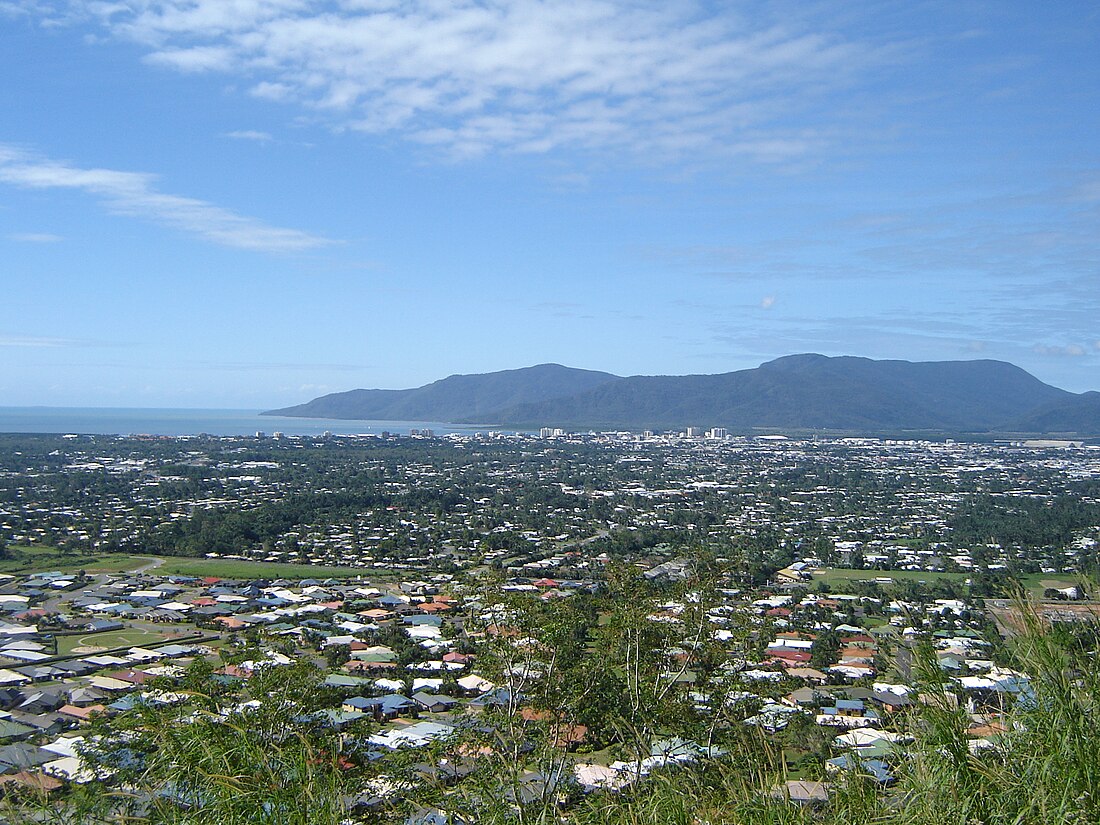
left=5, top=591, right=1096, bottom=825
left=266, top=355, right=1100, bottom=435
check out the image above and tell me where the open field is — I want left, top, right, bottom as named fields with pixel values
left=1017, top=572, right=1092, bottom=598
left=57, top=627, right=178, bottom=657
left=810, top=568, right=969, bottom=587
left=0, top=545, right=149, bottom=576
left=0, top=546, right=382, bottom=580
left=153, top=557, right=373, bottom=580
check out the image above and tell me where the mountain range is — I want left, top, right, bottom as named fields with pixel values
left=263, top=355, right=1100, bottom=436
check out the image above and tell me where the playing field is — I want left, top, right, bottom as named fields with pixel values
left=0, top=546, right=150, bottom=575
left=810, top=568, right=969, bottom=587
left=57, top=627, right=177, bottom=657
left=0, top=546, right=380, bottom=580
left=153, top=557, right=374, bottom=580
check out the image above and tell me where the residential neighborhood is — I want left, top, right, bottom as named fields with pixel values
left=0, top=431, right=1096, bottom=821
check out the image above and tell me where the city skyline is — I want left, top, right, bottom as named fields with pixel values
left=2, top=1, right=1098, bottom=407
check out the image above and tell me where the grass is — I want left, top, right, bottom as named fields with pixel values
left=1017, top=571, right=1094, bottom=599
left=556, top=602, right=1100, bottom=825
left=0, top=545, right=379, bottom=580
left=153, top=557, right=372, bottom=580
left=810, top=568, right=969, bottom=586
left=5, top=592, right=1098, bottom=825
left=0, top=545, right=149, bottom=575
left=57, top=626, right=176, bottom=656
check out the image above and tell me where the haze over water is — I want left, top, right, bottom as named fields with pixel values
left=0, top=408, right=498, bottom=438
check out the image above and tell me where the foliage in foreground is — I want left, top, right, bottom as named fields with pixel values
left=1, top=597, right=1097, bottom=825
left=554, top=598, right=1100, bottom=825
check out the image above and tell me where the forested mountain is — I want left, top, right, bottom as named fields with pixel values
left=490, top=355, right=1075, bottom=431
left=268, top=354, right=1097, bottom=434
left=1006, top=391, right=1100, bottom=435
left=264, top=363, right=619, bottom=422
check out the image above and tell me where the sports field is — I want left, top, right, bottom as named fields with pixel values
left=154, top=557, right=372, bottom=579
left=0, top=545, right=377, bottom=580
left=810, top=568, right=969, bottom=586
left=57, top=627, right=177, bottom=657
left=0, top=545, right=149, bottom=575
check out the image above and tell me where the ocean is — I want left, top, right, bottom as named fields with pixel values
left=0, top=407, right=505, bottom=438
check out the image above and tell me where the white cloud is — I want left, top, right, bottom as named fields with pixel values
left=0, top=144, right=331, bottom=252
left=145, top=44, right=235, bottom=72
left=1032, top=343, right=1088, bottom=358
left=224, top=129, right=274, bottom=142
left=35, top=1, right=886, bottom=160
left=7, top=232, right=63, bottom=243
left=0, top=334, right=72, bottom=347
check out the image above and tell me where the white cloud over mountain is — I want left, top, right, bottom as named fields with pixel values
left=0, top=144, right=331, bottom=252
left=30, top=1, right=885, bottom=159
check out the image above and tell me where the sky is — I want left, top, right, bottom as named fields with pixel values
left=1, top=0, right=1098, bottom=408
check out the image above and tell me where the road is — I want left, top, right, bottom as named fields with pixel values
left=128, top=556, right=166, bottom=575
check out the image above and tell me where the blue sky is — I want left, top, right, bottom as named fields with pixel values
left=1, top=1, right=1098, bottom=407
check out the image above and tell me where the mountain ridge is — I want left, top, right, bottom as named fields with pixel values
left=264, top=363, right=620, bottom=423
left=264, top=355, right=1100, bottom=436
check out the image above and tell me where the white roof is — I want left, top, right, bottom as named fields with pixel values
left=456, top=674, right=494, bottom=692
left=575, top=763, right=631, bottom=790
left=768, top=639, right=813, bottom=650
left=835, top=728, right=899, bottom=748
left=0, top=668, right=31, bottom=685
left=1, top=649, right=50, bottom=662
left=158, top=602, right=193, bottom=612
left=41, top=735, right=85, bottom=758
left=404, top=625, right=442, bottom=639
left=43, top=755, right=108, bottom=783
left=126, top=647, right=165, bottom=661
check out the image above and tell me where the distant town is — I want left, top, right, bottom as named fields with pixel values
left=0, top=429, right=1096, bottom=822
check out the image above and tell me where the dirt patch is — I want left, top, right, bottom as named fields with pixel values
left=70, top=645, right=107, bottom=654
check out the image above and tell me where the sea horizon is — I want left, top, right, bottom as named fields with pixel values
left=0, top=406, right=507, bottom=438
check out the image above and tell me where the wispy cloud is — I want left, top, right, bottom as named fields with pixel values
left=1033, top=343, right=1088, bottom=358
left=198, top=361, right=369, bottom=372
left=7, top=232, right=63, bottom=243
left=28, top=1, right=892, bottom=161
left=224, top=129, right=273, bottom=142
left=0, top=334, right=74, bottom=347
left=0, top=144, right=332, bottom=252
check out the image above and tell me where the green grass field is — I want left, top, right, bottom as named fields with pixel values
left=57, top=626, right=177, bottom=657
left=811, top=568, right=970, bottom=587
left=0, top=545, right=149, bottom=575
left=1, top=545, right=378, bottom=580
left=1018, top=572, right=1095, bottom=598
left=153, top=557, right=372, bottom=580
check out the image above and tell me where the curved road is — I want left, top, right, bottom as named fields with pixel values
left=128, top=556, right=166, bottom=575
